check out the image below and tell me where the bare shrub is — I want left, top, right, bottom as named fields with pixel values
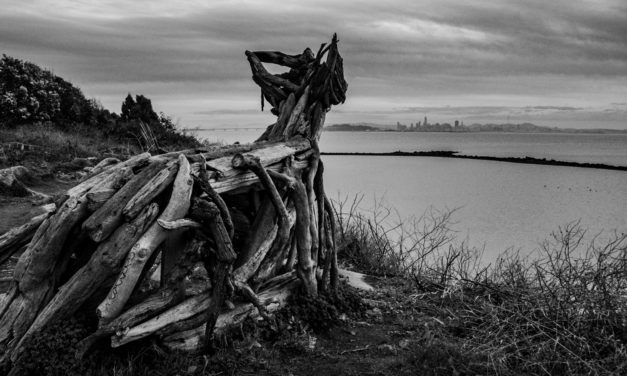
left=333, top=195, right=627, bottom=375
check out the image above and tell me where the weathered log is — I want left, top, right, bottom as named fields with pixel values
left=252, top=49, right=314, bottom=69
left=123, top=160, right=179, bottom=221
left=12, top=203, right=160, bottom=359
left=321, top=212, right=333, bottom=293
left=269, top=93, right=296, bottom=139
left=0, top=210, right=53, bottom=266
left=161, top=273, right=300, bottom=352
left=111, top=291, right=213, bottom=347
left=309, top=102, right=326, bottom=141
left=245, top=50, right=300, bottom=92
left=232, top=280, right=269, bottom=320
left=86, top=157, right=121, bottom=178
left=86, top=189, right=117, bottom=212
left=252, top=75, right=285, bottom=109
left=195, top=155, right=233, bottom=238
left=13, top=196, right=90, bottom=291
left=207, top=152, right=311, bottom=194
left=117, top=273, right=299, bottom=351
left=290, top=178, right=318, bottom=296
left=252, top=204, right=297, bottom=283
left=82, top=158, right=168, bottom=242
left=325, top=196, right=339, bottom=291
left=232, top=153, right=292, bottom=275
left=189, top=199, right=237, bottom=348
left=315, top=159, right=326, bottom=267
left=0, top=283, right=51, bottom=360
left=305, top=142, right=320, bottom=267
left=267, top=171, right=317, bottom=296
left=233, top=220, right=277, bottom=282
left=75, top=239, right=203, bottom=358
left=284, top=85, right=310, bottom=138
left=210, top=140, right=309, bottom=179
left=283, top=231, right=298, bottom=273
left=97, top=155, right=193, bottom=322
left=103, top=201, right=236, bottom=350
left=0, top=284, right=17, bottom=318
left=67, top=152, right=150, bottom=199
left=158, top=218, right=202, bottom=231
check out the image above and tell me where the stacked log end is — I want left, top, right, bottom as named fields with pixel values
left=0, top=34, right=347, bottom=363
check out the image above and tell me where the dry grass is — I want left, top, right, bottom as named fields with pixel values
left=333, top=195, right=627, bottom=375
left=0, top=123, right=139, bottom=167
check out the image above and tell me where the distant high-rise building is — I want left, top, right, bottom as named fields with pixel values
left=424, top=116, right=428, bottom=126
left=454, top=120, right=459, bottom=128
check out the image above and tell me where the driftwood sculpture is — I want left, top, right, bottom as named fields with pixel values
left=0, top=34, right=347, bottom=363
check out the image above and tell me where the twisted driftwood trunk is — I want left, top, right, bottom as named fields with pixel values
left=0, top=34, right=347, bottom=363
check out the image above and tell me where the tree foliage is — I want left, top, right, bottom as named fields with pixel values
left=0, top=54, right=109, bottom=127
left=0, top=54, right=199, bottom=150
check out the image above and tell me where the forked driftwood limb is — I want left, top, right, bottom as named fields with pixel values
left=97, top=155, right=193, bottom=322
left=0, top=34, right=347, bottom=362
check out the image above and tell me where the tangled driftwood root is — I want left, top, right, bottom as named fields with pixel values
left=0, top=34, right=348, bottom=363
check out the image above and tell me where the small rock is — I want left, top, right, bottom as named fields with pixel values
left=250, top=340, right=262, bottom=348
left=362, top=298, right=386, bottom=308
left=365, top=307, right=383, bottom=319
left=339, top=313, right=348, bottom=321
left=71, top=157, right=95, bottom=168
left=0, top=166, right=32, bottom=196
left=224, top=300, right=236, bottom=310
left=187, top=365, right=197, bottom=373
left=377, top=344, right=397, bottom=355
left=307, top=335, right=317, bottom=351
left=398, top=339, right=410, bottom=349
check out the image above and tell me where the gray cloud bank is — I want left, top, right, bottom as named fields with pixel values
left=1, top=0, right=626, bottom=129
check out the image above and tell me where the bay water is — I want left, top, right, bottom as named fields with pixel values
left=194, top=129, right=627, bottom=261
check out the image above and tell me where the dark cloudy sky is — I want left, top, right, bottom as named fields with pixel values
left=2, top=0, right=627, bottom=129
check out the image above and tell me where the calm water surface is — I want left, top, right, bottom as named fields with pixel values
left=324, top=156, right=627, bottom=259
left=195, top=130, right=627, bottom=166
left=194, top=129, right=627, bottom=260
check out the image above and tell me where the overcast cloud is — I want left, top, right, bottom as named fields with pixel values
left=2, top=0, right=626, bottom=128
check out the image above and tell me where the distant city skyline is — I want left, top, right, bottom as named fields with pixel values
left=2, top=0, right=626, bottom=129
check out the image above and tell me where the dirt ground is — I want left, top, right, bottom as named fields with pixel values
left=0, top=176, right=77, bottom=288
left=188, top=277, right=449, bottom=376
left=0, top=176, right=76, bottom=234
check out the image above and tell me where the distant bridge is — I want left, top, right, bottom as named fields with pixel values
left=183, top=127, right=267, bottom=132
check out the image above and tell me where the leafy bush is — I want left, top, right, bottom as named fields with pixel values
left=0, top=55, right=108, bottom=127
left=0, top=55, right=200, bottom=154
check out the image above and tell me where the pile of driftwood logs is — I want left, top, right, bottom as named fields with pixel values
left=0, top=34, right=347, bottom=363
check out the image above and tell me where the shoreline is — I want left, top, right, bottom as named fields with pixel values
left=321, top=151, right=627, bottom=171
